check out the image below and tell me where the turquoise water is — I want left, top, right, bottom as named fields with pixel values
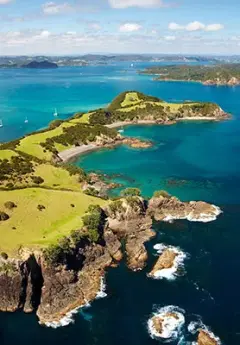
left=1, top=64, right=240, bottom=344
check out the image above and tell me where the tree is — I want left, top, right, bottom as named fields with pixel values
left=4, top=201, right=17, bottom=210
left=0, top=212, right=9, bottom=221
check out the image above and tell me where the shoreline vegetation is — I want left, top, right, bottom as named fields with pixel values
left=0, top=91, right=227, bottom=342
left=140, top=63, right=240, bottom=86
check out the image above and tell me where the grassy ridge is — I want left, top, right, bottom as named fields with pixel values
left=0, top=188, right=107, bottom=255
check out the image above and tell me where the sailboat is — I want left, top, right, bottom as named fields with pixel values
left=53, top=108, right=58, bottom=117
left=24, top=117, right=28, bottom=124
left=0, top=119, right=3, bottom=128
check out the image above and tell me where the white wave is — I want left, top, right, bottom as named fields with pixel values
left=96, top=276, right=107, bottom=299
left=44, top=302, right=89, bottom=329
left=163, top=205, right=222, bottom=223
left=148, top=305, right=185, bottom=341
left=149, top=244, right=188, bottom=280
left=188, top=320, right=221, bottom=344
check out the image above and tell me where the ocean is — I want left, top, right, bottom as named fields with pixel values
left=1, top=63, right=240, bottom=344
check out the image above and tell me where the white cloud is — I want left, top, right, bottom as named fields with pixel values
left=186, top=21, right=205, bottom=31
left=205, top=23, right=224, bottom=31
left=169, top=21, right=224, bottom=32
left=119, top=23, right=142, bottom=32
left=0, top=0, right=12, bottom=4
left=164, top=35, right=176, bottom=41
left=39, top=30, right=51, bottom=38
left=109, top=0, right=164, bottom=8
left=168, top=22, right=184, bottom=30
left=42, top=2, right=72, bottom=15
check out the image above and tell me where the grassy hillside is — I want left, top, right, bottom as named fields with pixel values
left=89, top=91, right=219, bottom=125
left=0, top=188, right=107, bottom=255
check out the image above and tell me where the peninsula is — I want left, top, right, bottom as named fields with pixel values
left=0, top=91, right=227, bottom=327
left=140, top=63, right=240, bottom=86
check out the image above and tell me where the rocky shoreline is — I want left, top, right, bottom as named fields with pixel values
left=0, top=193, right=222, bottom=326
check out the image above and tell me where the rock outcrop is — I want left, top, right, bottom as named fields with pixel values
left=148, top=195, right=221, bottom=222
left=198, top=330, right=218, bottom=345
left=105, top=197, right=155, bottom=270
left=149, top=249, right=177, bottom=277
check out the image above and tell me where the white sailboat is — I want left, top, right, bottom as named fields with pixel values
left=24, top=117, right=28, bottom=124
left=118, top=126, right=124, bottom=133
left=53, top=108, right=58, bottom=117
left=0, top=119, right=3, bottom=128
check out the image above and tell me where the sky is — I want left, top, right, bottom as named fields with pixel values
left=0, top=0, right=240, bottom=55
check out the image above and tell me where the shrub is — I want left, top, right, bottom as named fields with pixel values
left=31, top=176, right=44, bottom=185
left=153, top=190, right=171, bottom=198
left=121, top=187, right=141, bottom=197
left=87, top=204, right=102, bottom=214
left=37, top=204, right=46, bottom=211
left=43, top=244, right=62, bottom=265
left=1, top=252, right=8, bottom=260
left=49, top=119, right=64, bottom=129
left=108, top=200, right=124, bottom=214
left=0, top=211, right=9, bottom=221
left=84, top=187, right=99, bottom=197
left=4, top=201, right=17, bottom=210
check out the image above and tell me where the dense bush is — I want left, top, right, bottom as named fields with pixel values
left=121, top=187, right=141, bottom=197
left=31, top=176, right=44, bottom=185
left=49, top=119, right=64, bottom=129
left=83, top=187, right=99, bottom=197
left=4, top=201, right=17, bottom=210
left=1, top=252, right=8, bottom=260
left=0, top=155, right=34, bottom=183
left=0, top=211, right=9, bottom=221
left=153, top=190, right=171, bottom=198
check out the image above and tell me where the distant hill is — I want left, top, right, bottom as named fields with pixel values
left=22, top=60, right=58, bottom=69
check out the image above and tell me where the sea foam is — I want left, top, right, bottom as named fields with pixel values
left=149, top=244, right=188, bottom=280
left=147, top=305, right=185, bottom=341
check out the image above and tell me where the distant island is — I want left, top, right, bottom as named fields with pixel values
left=140, top=63, right=240, bottom=86
left=0, top=91, right=227, bottom=330
left=0, top=54, right=236, bottom=69
left=22, top=60, right=58, bottom=69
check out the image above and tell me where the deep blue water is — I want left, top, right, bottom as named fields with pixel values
left=1, top=64, right=240, bottom=344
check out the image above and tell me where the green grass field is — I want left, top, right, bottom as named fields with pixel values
left=0, top=188, right=107, bottom=256
left=17, top=122, right=76, bottom=160
left=0, top=150, right=18, bottom=160
left=121, top=92, right=141, bottom=107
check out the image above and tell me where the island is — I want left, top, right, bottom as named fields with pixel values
left=0, top=91, right=226, bottom=328
left=22, top=60, right=58, bottom=69
left=140, top=63, right=240, bottom=86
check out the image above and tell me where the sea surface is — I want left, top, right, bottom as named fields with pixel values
left=1, top=63, right=240, bottom=344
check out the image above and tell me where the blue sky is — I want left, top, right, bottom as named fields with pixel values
left=0, top=0, right=240, bottom=55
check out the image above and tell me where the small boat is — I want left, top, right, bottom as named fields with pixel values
left=118, top=126, right=124, bottom=133
left=53, top=108, right=58, bottom=117
left=24, top=117, right=28, bottom=124
left=0, top=119, right=3, bottom=128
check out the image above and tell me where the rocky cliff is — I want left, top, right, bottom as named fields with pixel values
left=0, top=193, right=222, bottom=325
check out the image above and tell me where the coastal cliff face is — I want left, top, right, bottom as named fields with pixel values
left=0, top=194, right=222, bottom=325
left=198, top=330, right=218, bottom=345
